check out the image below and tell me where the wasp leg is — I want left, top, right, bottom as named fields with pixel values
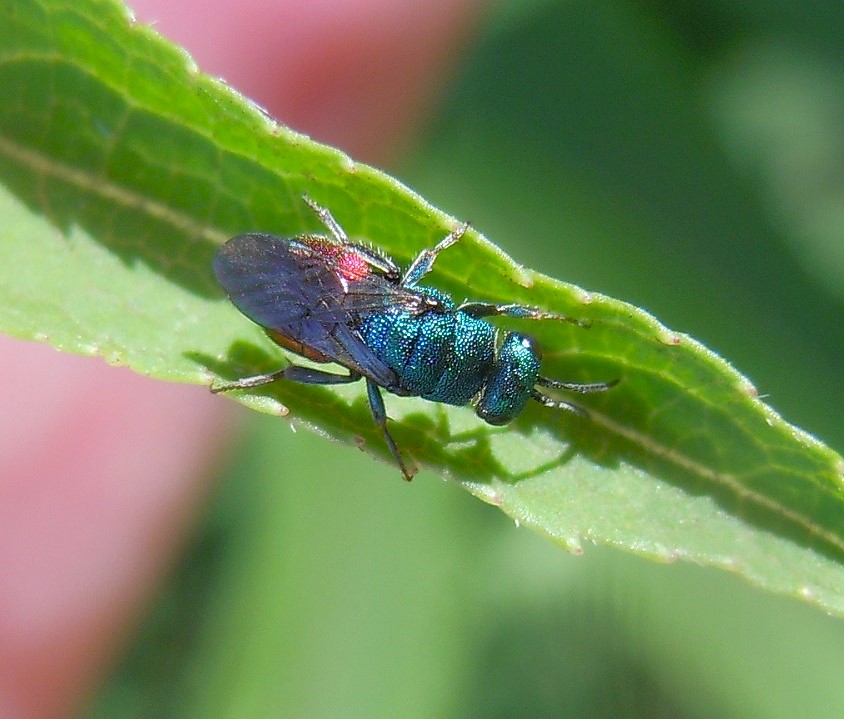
left=366, top=379, right=416, bottom=481
left=302, top=195, right=349, bottom=245
left=212, top=365, right=361, bottom=394
left=457, top=301, right=587, bottom=326
left=280, top=366, right=362, bottom=385
left=402, top=222, right=470, bottom=287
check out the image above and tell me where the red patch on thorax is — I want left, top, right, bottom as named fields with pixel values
left=303, top=237, right=371, bottom=281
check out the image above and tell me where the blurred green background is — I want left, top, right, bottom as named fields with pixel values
left=91, top=1, right=844, bottom=717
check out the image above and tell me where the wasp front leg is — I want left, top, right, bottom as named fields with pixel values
left=402, top=222, right=470, bottom=287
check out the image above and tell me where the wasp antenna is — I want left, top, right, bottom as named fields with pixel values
left=536, top=376, right=619, bottom=394
left=531, top=389, right=588, bottom=417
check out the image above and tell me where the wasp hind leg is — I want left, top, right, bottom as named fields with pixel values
left=366, top=379, right=416, bottom=481
left=212, top=369, right=414, bottom=480
left=211, top=365, right=361, bottom=394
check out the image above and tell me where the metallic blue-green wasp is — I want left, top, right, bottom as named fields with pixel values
left=213, top=196, right=616, bottom=480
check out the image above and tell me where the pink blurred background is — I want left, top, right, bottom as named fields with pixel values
left=0, top=1, right=480, bottom=716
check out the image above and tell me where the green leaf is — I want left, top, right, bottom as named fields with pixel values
left=1, top=0, right=843, bottom=614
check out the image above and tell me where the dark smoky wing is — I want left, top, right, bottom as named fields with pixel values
left=336, top=279, right=426, bottom=317
left=214, top=233, right=399, bottom=387
left=214, top=233, right=341, bottom=328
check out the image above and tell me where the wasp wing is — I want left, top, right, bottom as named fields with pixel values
left=214, top=233, right=418, bottom=388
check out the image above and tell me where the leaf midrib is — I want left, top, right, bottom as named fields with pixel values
left=0, top=134, right=228, bottom=244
